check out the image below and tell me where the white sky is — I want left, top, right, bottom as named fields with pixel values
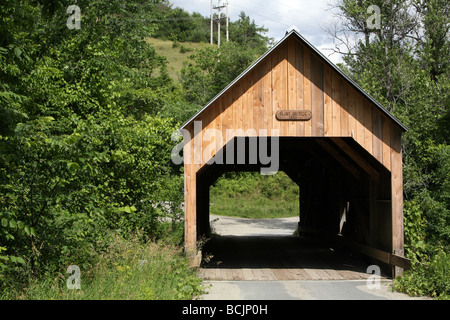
left=168, top=0, right=343, bottom=64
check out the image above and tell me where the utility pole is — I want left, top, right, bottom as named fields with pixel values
left=226, top=1, right=229, bottom=42
left=210, top=0, right=213, bottom=45
left=212, top=0, right=228, bottom=47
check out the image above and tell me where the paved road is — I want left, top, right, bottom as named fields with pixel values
left=201, top=279, right=428, bottom=300
left=210, top=215, right=299, bottom=237
left=200, top=215, right=430, bottom=300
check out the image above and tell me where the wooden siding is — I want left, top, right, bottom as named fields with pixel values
left=185, top=37, right=398, bottom=172
left=183, top=32, right=405, bottom=278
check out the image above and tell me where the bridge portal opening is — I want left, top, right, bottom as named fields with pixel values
left=196, top=137, right=394, bottom=279
left=182, top=29, right=409, bottom=277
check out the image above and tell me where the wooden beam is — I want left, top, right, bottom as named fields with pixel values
left=315, top=140, right=361, bottom=180
left=300, top=143, right=360, bottom=181
left=330, top=138, right=380, bottom=181
left=336, top=235, right=411, bottom=271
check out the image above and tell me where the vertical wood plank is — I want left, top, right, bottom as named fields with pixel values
left=223, top=86, right=233, bottom=146
left=249, top=71, right=256, bottom=134
left=390, top=125, right=404, bottom=276
left=372, top=108, right=383, bottom=163
left=347, top=86, right=357, bottom=139
left=184, top=126, right=198, bottom=255
left=245, top=72, right=253, bottom=132
left=355, top=93, right=365, bottom=147
left=256, top=60, right=265, bottom=132
left=287, top=37, right=297, bottom=136
left=215, top=97, right=223, bottom=153
left=263, top=57, right=273, bottom=131
left=232, top=82, right=239, bottom=132
left=272, top=46, right=283, bottom=134
left=310, top=53, right=324, bottom=136
left=324, top=65, right=332, bottom=136
left=184, top=165, right=196, bottom=252
left=202, top=106, right=214, bottom=165
left=295, top=40, right=305, bottom=136
left=238, top=78, right=244, bottom=131
left=280, top=43, right=288, bottom=136
left=303, top=47, right=312, bottom=137
left=340, top=79, right=349, bottom=137
left=382, top=115, right=391, bottom=170
left=331, top=70, right=341, bottom=136
left=363, top=98, right=373, bottom=154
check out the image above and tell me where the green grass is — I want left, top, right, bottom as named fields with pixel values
left=147, top=37, right=213, bottom=81
left=210, top=171, right=299, bottom=219
left=1, top=229, right=206, bottom=300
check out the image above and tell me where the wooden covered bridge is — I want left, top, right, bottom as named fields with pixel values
left=179, top=28, right=410, bottom=277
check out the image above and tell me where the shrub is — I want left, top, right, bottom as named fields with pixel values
left=393, top=250, right=450, bottom=299
left=1, top=230, right=205, bottom=300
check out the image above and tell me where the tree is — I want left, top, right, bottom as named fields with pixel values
left=415, top=0, right=450, bottom=82
left=229, top=11, right=272, bottom=52
left=327, top=0, right=420, bottom=112
left=0, top=0, right=185, bottom=291
left=180, top=12, right=271, bottom=106
left=327, top=0, right=449, bottom=258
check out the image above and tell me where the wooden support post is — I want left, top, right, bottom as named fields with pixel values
left=390, top=126, right=404, bottom=277
left=184, top=122, right=202, bottom=266
left=184, top=164, right=200, bottom=265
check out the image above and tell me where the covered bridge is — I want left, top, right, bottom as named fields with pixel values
left=179, top=28, right=410, bottom=277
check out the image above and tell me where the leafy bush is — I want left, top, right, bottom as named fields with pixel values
left=403, top=199, right=427, bottom=264
left=1, top=230, right=205, bottom=300
left=210, top=171, right=299, bottom=219
left=0, top=0, right=191, bottom=296
left=393, top=250, right=450, bottom=299
left=0, top=112, right=183, bottom=291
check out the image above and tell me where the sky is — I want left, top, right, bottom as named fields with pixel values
left=168, top=0, right=343, bottom=64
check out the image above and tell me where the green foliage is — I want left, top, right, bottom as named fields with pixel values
left=0, top=0, right=189, bottom=297
left=0, top=0, right=277, bottom=299
left=210, top=172, right=299, bottom=219
left=180, top=40, right=266, bottom=105
left=228, top=11, right=272, bottom=52
left=154, top=6, right=209, bottom=43
left=178, top=11, right=271, bottom=106
left=0, top=111, right=182, bottom=286
left=403, top=199, right=427, bottom=263
left=333, top=0, right=449, bottom=298
left=153, top=6, right=272, bottom=49
left=1, top=232, right=205, bottom=300
left=393, top=251, right=450, bottom=299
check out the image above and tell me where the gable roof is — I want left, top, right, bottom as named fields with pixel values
left=180, top=28, right=408, bottom=132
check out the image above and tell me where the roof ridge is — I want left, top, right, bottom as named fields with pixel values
left=180, top=29, right=408, bottom=132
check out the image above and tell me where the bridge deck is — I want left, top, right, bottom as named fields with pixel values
left=199, top=236, right=389, bottom=281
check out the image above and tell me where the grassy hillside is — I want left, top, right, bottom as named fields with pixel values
left=147, top=37, right=213, bottom=81
left=210, top=171, right=299, bottom=219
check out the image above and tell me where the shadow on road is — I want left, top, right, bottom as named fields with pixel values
left=201, top=235, right=378, bottom=276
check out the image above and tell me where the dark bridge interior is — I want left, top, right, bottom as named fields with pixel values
left=196, top=136, right=394, bottom=276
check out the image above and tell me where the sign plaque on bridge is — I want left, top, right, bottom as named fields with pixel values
left=276, top=110, right=312, bottom=121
